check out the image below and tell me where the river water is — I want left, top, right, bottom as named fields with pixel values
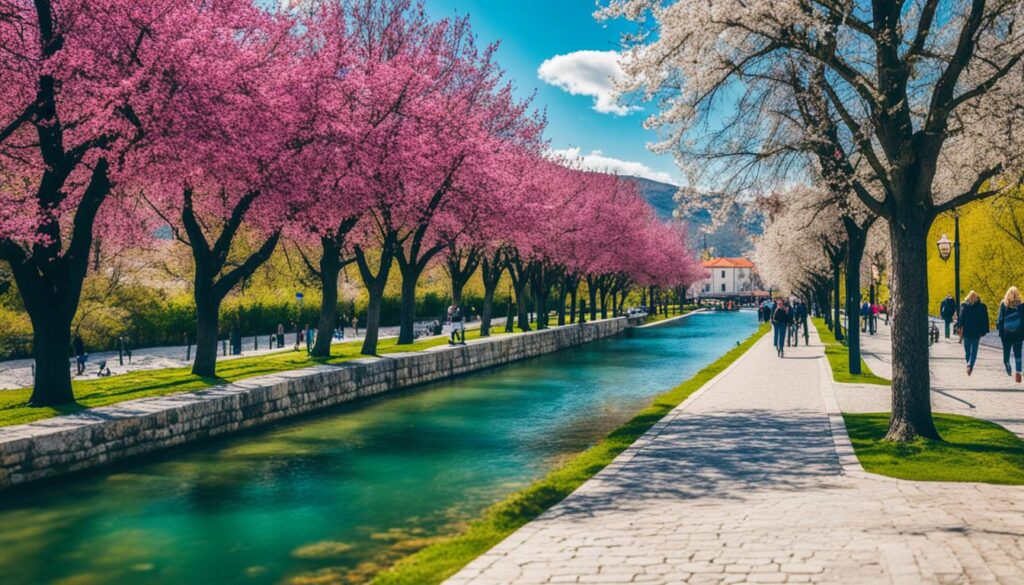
left=0, top=311, right=757, bottom=585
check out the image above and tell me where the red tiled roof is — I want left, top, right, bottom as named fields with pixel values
left=702, top=257, right=754, bottom=269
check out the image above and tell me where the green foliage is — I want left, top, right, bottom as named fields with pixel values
left=845, top=412, right=1024, bottom=484
left=370, top=323, right=771, bottom=585
left=0, top=305, right=32, bottom=360
left=812, top=318, right=889, bottom=386
left=928, top=191, right=1024, bottom=322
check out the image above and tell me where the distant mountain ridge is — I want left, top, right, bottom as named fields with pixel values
left=623, top=176, right=760, bottom=258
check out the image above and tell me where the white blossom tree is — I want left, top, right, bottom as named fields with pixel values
left=601, top=0, right=1024, bottom=441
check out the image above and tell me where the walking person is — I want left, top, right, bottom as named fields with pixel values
left=449, top=303, right=465, bottom=345
left=997, top=286, right=1024, bottom=383
left=304, top=324, right=314, bottom=355
left=860, top=298, right=871, bottom=332
left=771, top=300, right=790, bottom=358
left=956, top=291, right=989, bottom=376
left=940, top=294, right=957, bottom=339
left=276, top=323, right=285, bottom=348
left=72, top=334, right=86, bottom=375
left=796, top=299, right=809, bottom=345
left=294, top=322, right=302, bottom=351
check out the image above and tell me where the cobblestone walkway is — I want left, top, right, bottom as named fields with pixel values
left=840, top=322, right=1024, bottom=436
left=447, top=328, right=1024, bottom=584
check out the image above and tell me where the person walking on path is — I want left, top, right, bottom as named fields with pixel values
left=294, top=322, right=302, bottom=351
left=860, top=298, right=871, bottom=333
left=940, top=294, right=957, bottom=339
left=448, top=303, right=466, bottom=345
left=997, top=286, right=1024, bottom=383
left=304, top=324, right=314, bottom=355
left=956, top=291, right=989, bottom=376
left=771, top=300, right=791, bottom=357
left=276, top=323, right=285, bottom=348
left=72, top=334, right=86, bottom=376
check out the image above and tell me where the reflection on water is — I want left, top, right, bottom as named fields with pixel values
left=0, top=311, right=757, bottom=585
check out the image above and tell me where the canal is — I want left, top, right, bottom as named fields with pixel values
left=0, top=311, right=757, bottom=584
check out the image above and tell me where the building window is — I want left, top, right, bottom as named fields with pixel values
left=721, top=270, right=726, bottom=278
left=721, top=283, right=726, bottom=292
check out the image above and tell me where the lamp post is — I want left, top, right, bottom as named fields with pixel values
left=936, top=210, right=961, bottom=319
left=869, top=264, right=879, bottom=335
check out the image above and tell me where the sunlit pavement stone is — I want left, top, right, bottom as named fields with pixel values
left=445, top=326, right=1024, bottom=584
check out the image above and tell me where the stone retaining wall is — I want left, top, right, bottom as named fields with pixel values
left=0, top=318, right=627, bottom=490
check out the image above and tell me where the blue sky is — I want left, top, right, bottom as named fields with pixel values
left=425, top=0, right=681, bottom=185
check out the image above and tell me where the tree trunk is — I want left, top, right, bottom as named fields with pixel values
left=832, top=260, right=844, bottom=342
left=28, top=314, right=75, bottom=405
left=354, top=237, right=396, bottom=356
left=508, top=257, right=531, bottom=332
left=192, top=296, right=221, bottom=378
left=479, top=253, right=504, bottom=337
left=588, top=278, right=598, bottom=321
left=312, top=237, right=342, bottom=358
left=885, top=215, right=940, bottom=441
left=599, top=285, right=608, bottom=319
left=397, top=267, right=419, bottom=345
left=5, top=161, right=111, bottom=406
left=362, top=287, right=385, bottom=355
left=481, top=285, right=496, bottom=337
left=557, top=280, right=568, bottom=326
left=844, top=231, right=866, bottom=375
left=569, top=287, right=577, bottom=324
left=515, top=286, right=530, bottom=331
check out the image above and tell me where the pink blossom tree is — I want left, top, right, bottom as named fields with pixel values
left=0, top=0, right=255, bottom=405
left=137, top=2, right=306, bottom=377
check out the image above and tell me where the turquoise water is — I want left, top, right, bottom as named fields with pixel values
left=0, top=311, right=757, bottom=585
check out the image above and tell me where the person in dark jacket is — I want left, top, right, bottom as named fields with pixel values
left=955, top=291, right=989, bottom=376
left=997, top=286, right=1024, bottom=383
left=72, top=334, right=86, bottom=375
left=771, top=300, right=791, bottom=357
left=939, top=294, right=957, bottom=339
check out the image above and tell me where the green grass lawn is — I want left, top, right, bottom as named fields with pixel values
left=844, top=412, right=1024, bottom=484
left=370, top=322, right=771, bottom=585
left=643, top=305, right=700, bottom=325
left=811, top=318, right=890, bottom=386
left=0, top=327, right=522, bottom=428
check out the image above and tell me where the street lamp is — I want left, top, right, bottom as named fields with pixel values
left=936, top=234, right=952, bottom=261
left=935, top=210, right=962, bottom=319
left=869, top=264, right=880, bottom=335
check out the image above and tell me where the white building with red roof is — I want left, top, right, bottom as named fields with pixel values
left=697, top=257, right=757, bottom=298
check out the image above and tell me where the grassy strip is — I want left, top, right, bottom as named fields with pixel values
left=811, top=318, right=889, bottom=386
left=844, top=412, right=1024, bottom=484
left=643, top=305, right=700, bottom=325
left=371, top=322, right=771, bottom=585
left=0, top=326, right=528, bottom=428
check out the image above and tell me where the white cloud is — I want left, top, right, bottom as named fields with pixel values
left=550, top=147, right=678, bottom=185
left=538, top=50, right=638, bottom=116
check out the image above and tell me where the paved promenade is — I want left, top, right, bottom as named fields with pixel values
left=447, top=327, right=1024, bottom=584
left=842, top=322, right=1024, bottom=436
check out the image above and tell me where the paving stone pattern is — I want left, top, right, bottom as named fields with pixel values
left=0, top=318, right=626, bottom=490
left=837, top=320, right=1024, bottom=437
left=448, top=327, right=1024, bottom=584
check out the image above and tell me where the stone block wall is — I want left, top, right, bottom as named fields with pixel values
left=0, top=318, right=627, bottom=490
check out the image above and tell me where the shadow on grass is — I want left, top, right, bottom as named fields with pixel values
left=844, top=412, right=1024, bottom=484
